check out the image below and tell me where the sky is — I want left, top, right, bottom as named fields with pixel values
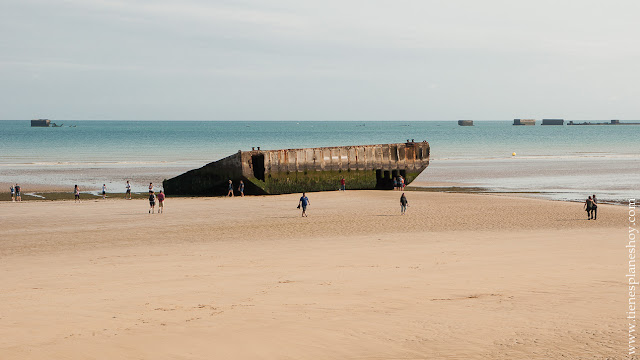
left=1, top=0, right=639, bottom=120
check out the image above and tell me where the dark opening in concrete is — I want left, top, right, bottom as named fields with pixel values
left=252, top=154, right=265, bottom=181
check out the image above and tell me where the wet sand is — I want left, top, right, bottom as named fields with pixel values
left=0, top=191, right=629, bottom=359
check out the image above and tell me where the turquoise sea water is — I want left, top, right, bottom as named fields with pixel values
left=1, top=120, right=638, bottom=202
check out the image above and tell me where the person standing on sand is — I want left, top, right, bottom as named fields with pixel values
left=10, top=185, right=15, bottom=202
left=400, top=176, right=405, bottom=190
left=15, top=184, right=21, bottom=202
left=157, top=190, right=165, bottom=214
left=227, top=180, right=234, bottom=197
left=74, top=185, right=80, bottom=203
left=393, top=177, right=398, bottom=191
left=400, top=193, right=408, bottom=215
left=591, top=194, right=598, bottom=220
left=238, top=180, right=244, bottom=197
left=298, top=192, right=310, bottom=217
left=125, top=181, right=132, bottom=200
left=149, top=182, right=154, bottom=194
left=102, top=184, right=107, bottom=199
left=340, top=177, right=346, bottom=191
left=584, top=196, right=594, bottom=220
left=149, top=191, right=156, bottom=214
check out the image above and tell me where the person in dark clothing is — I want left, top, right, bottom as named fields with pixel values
left=400, top=193, right=408, bottom=215
left=298, top=192, right=310, bottom=217
left=584, top=196, right=594, bottom=220
left=591, top=194, right=598, bottom=220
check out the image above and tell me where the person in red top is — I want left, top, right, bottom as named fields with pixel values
left=340, top=177, right=346, bottom=191
left=157, top=190, right=165, bottom=214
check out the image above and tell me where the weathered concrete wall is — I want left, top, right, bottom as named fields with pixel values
left=458, top=120, right=474, bottom=126
left=513, top=119, right=536, bottom=125
left=31, top=119, right=50, bottom=127
left=541, top=119, right=564, bottom=125
left=164, top=142, right=430, bottom=196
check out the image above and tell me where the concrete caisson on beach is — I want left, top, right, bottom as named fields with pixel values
left=163, top=142, right=430, bottom=196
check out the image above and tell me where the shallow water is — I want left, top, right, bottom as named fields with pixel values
left=1, top=120, right=638, bottom=202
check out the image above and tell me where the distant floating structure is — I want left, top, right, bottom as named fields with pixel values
left=567, top=119, right=640, bottom=126
left=164, top=142, right=430, bottom=196
left=513, top=119, right=536, bottom=126
left=30, top=119, right=50, bottom=127
left=541, top=119, right=564, bottom=125
left=458, top=120, right=474, bottom=126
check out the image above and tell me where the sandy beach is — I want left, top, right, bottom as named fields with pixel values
left=0, top=191, right=630, bottom=359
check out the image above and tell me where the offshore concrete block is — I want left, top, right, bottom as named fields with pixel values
left=542, top=119, right=564, bottom=125
left=513, top=119, right=536, bottom=125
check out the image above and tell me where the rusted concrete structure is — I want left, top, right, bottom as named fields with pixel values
left=163, top=142, right=430, bottom=196
left=541, top=119, right=564, bottom=125
left=30, top=119, right=50, bottom=127
left=458, top=120, right=474, bottom=126
left=513, top=119, right=536, bottom=125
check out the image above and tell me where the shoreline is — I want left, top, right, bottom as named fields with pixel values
left=1, top=187, right=631, bottom=206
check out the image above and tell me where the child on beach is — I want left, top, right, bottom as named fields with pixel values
left=125, top=181, right=131, bottom=200
left=157, top=190, right=165, bottom=213
left=10, top=185, right=14, bottom=202
left=102, top=184, right=107, bottom=199
left=149, top=192, right=156, bottom=214
left=74, top=185, right=80, bottom=203
left=400, top=193, right=408, bottom=215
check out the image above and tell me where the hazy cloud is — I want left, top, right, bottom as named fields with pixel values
left=1, top=0, right=638, bottom=120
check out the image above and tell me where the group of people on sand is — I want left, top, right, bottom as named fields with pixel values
left=584, top=194, right=598, bottom=220
left=9, top=184, right=22, bottom=202
left=148, top=182, right=165, bottom=214
left=226, top=180, right=245, bottom=197
left=393, top=176, right=406, bottom=191
left=70, top=181, right=165, bottom=213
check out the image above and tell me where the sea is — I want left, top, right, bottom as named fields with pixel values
left=1, top=120, right=638, bottom=203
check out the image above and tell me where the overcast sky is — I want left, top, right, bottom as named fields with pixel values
left=1, top=0, right=638, bottom=120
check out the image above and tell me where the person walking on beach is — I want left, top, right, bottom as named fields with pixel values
left=340, top=177, right=346, bottom=191
left=227, top=180, right=234, bottom=197
left=238, top=180, right=244, bottom=197
left=125, top=181, right=132, bottom=200
left=102, top=184, right=107, bottom=199
left=157, top=190, right=165, bottom=214
left=15, top=184, right=21, bottom=202
left=149, top=182, right=154, bottom=194
left=10, top=185, right=15, bottom=202
left=74, top=185, right=80, bottom=203
left=298, top=192, right=310, bottom=217
left=400, top=176, right=405, bottom=190
left=149, top=191, right=156, bottom=214
left=400, top=192, right=408, bottom=215
left=393, top=177, right=398, bottom=191
left=591, top=194, right=598, bottom=220
left=584, top=196, right=594, bottom=220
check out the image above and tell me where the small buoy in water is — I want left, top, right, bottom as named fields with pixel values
left=512, top=152, right=516, bottom=156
